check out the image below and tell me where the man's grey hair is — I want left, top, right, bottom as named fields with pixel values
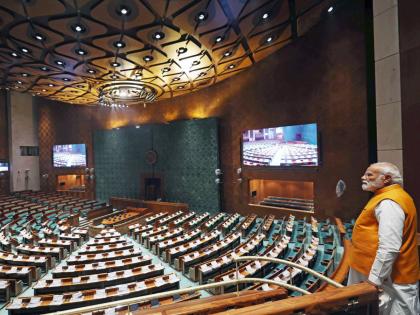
left=371, top=162, right=403, bottom=185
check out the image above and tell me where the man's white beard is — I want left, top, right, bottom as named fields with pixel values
left=362, top=176, right=384, bottom=192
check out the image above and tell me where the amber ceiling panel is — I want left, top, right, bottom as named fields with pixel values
left=0, top=0, right=331, bottom=106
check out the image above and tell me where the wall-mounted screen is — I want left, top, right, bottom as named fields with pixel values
left=53, top=144, right=87, bottom=168
left=0, top=161, right=8, bottom=172
left=242, top=123, right=318, bottom=167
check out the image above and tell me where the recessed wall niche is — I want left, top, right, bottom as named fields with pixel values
left=56, top=174, right=86, bottom=192
left=249, top=179, right=314, bottom=213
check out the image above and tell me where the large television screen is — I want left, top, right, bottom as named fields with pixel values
left=0, top=161, right=8, bottom=172
left=53, top=144, right=87, bottom=168
left=242, top=123, right=318, bottom=167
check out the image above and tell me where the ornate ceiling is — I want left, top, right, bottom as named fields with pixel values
left=0, top=0, right=332, bottom=106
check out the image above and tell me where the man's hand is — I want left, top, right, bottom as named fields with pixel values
left=366, top=280, right=383, bottom=293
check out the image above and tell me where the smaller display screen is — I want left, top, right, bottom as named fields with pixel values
left=53, top=144, right=87, bottom=168
left=0, top=162, right=8, bottom=172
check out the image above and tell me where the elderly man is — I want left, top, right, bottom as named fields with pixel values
left=348, top=162, right=419, bottom=315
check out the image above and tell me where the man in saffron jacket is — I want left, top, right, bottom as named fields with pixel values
left=348, top=162, right=419, bottom=315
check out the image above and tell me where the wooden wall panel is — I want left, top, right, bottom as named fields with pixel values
left=0, top=91, right=9, bottom=194
left=37, top=99, right=96, bottom=199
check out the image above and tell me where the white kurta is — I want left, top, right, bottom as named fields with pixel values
left=347, top=199, right=420, bottom=315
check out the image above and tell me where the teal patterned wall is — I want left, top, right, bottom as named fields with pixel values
left=94, top=118, right=220, bottom=213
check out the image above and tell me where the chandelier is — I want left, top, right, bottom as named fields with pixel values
left=98, top=81, right=157, bottom=107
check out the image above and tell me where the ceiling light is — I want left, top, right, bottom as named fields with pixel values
left=111, top=62, right=120, bottom=67
left=63, top=78, right=70, bottom=81
left=21, top=73, right=29, bottom=77
left=177, top=47, right=188, bottom=54
left=33, top=33, right=46, bottom=41
left=99, top=81, right=158, bottom=107
left=172, top=77, right=180, bottom=81
left=40, top=66, right=49, bottom=71
left=10, top=52, right=19, bottom=57
left=111, top=74, right=118, bottom=79
left=152, top=31, right=165, bottom=40
left=75, top=48, right=87, bottom=55
left=262, top=13, right=269, bottom=20
left=192, top=60, right=200, bottom=66
left=20, top=47, right=30, bottom=53
left=55, top=60, right=65, bottom=66
left=71, top=24, right=86, bottom=33
left=266, top=36, right=273, bottom=43
left=177, top=85, right=185, bottom=90
left=135, top=125, right=140, bottom=129
left=117, top=5, right=131, bottom=16
left=114, top=40, right=126, bottom=48
left=215, top=36, right=224, bottom=43
left=48, top=83, right=54, bottom=87
left=42, top=89, right=47, bottom=92
left=328, top=6, right=334, bottom=13
left=17, top=80, right=23, bottom=84
left=143, top=55, right=153, bottom=62
left=87, top=69, right=96, bottom=74
left=196, top=11, right=208, bottom=22
left=228, top=64, right=236, bottom=69
left=162, top=67, right=171, bottom=73
left=224, top=51, right=232, bottom=57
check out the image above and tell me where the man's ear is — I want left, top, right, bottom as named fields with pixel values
left=383, top=174, right=392, bottom=184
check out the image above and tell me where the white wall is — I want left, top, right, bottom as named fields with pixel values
left=8, top=91, right=40, bottom=191
left=373, top=0, right=403, bottom=173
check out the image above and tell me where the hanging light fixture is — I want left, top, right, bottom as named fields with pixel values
left=98, top=80, right=157, bottom=107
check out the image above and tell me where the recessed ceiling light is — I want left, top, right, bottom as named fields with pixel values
left=262, top=13, right=269, bottom=20
left=117, top=5, right=130, bottom=16
left=75, top=48, right=87, bottom=55
left=266, top=36, right=273, bottom=43
left=42, top=89, right=47, bottom=92
left=111, top=74, right=118, bottom=79
left=215, top=36, right=224, bottom=43
left=162, top=67, right=171, bottom=73
left=177, top=47, right=188, bottom=54
left=40, top=66, right=49, bottom=71
left=20, top=47, right=30, bottom=54
left=196, top=11, right=208, bottom=22
left=327, top=6, right=334, bottom=13
left=10, top=52, right=19, bottom=58
left=71, top=24, right=86, bottom=33
left=63, top=78, right=71, bottom=81
left=36, top=92, right=40, bottom=95
left=21, top=73, right=29, bottom=77
left=224, top=51, right=232, bottom=57
left=113, top=40, right=126, bottom=48
left=177, top=85, right=185, bottom=90
left=143, top=55, right=153, bottom=62
left=152, top=31, right=165, bottom=40
left=48, top=83, right=54, bottom=87
left=172, top=77, right=180, bottom=81
left=192, top=60, right=200, bottom=66
left=87, top=69, right=96, bottom=74
left=17, top=80, right=23, bottom=84
left=111, top=62, right=120, bottom=67
left=228, top=64, right=235, bottom=69
left=33, top=33, right=46, bottom=41
left=55, top=60, right=65, bottom=66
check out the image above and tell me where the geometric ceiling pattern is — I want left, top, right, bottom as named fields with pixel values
left=0, top=0, right=332, bottom=106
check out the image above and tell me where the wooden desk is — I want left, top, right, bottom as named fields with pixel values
left=101, top=212, right=143, bottom=226
left=7, top=274, right=180, bottom=315
left=34, top=264, right=164, bottom=295
left=52, top=255, right=152, bottom=278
